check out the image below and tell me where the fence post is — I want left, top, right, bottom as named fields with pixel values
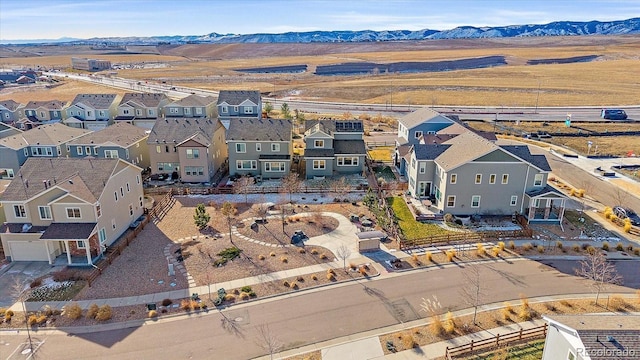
left=519, top=328, right=523, bottom=340
left=496, top=333, right=500, bottom=346
left=470, top=339, right=474, bottom=352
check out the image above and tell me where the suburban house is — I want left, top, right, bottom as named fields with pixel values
left=147, top=117, right=227, bottom=182
left=405, top=129, right=566, bottom=222
left=18, top=100, right=67, bottom=129
left=71, top=57, right=112, bottom=72
left=217, top=90, right=262, bottom=129
left=67, top=122, right=150, bottom=169
left=0, top=100, right=24, bottom=124
left=0, top=123, right=90, bottom=181
left=303, top=120, right=366, bottom=179
left=226, top=118, right=293, bottom=179
left=0, top=123, right=23, bottom=179
left=115, top=93, right=170, bottom=129
left=63, top=93, right=118, bottom=131
left=164, top=94, right=217, bottom=118
left=0, top=158, right=144, bottom=265
left=542, top=315, right=640, bottom=360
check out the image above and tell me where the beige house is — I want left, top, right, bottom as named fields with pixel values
left=115, top=93, right=170, bottom=129
left=164, top=94, right=217, bottom=118
left=0, top=158, right=144, bottom=265
left=18, top=100, right=67, bottom=129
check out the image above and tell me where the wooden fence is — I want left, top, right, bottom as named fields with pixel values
left=400, top=228, right=534, bottom=250
left=445, top=324, right=548, bottom=359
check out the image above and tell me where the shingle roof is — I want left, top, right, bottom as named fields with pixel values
left=71, top=94, right=117, bottom=109
left=304, top=148, right=334, bottom=157
left=436, top=131, right=498, bottom=171
left=0, top=99, right=21, bottom=111
left=398, top=108, right=454, bottom=129
left=40, top=223, right=97, bottom=240
left=217, top=90, right=260, bottom=106
left=226, top=118, right=292, bottom=142
left=147, top=117, right=221, bottom=146
left=0, top=123, right=90, bottom=150
left=334, top=140, right=366, bottom=155
left=120, top=93, right=168, bottom=107
left=413, top=144, right=452, bottom=160
left=500, top=145, right=552, bottom=171
left=525, top=184, right=566, bottom=198
left=419, top=134, right=458, bottom=144
left=1, top=158, right=122, bottom=202
left=68, top=122, right=148, bottom=147
left=168, top=94, right=216, bottom=107
left=305, top=120, right=364, bottom=134
left=24, top=100, right=66, bottom=110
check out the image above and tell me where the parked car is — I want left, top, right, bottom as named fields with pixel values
left=291, top=230, right=308, bottom=244
left=613, top=206, right=640, bottom=226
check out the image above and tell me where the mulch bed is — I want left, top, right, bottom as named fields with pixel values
left=235, top=214, right=339, bottom=245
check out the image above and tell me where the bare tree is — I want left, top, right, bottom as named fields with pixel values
left=276, top=194, right=290, bottom=233
left=575, top=251, right=622, bottom=305
left=611, top=187, right=630, bottom=208
left=233, top=175, right=255, bottom=204
left=336, top=244, right=352, bottom=272
left=459, top=264, right=485, bottom=325
left=330, top=177, right=350, bottom=202
left=281, top=172, right=302, bottom=203
left=221, top=202, right=238, bottom=245
left=11, top=277, right=34, bottom=353
left=252, top=197, right=271, bottom=224
left=254, top=324, right=282, bottom=360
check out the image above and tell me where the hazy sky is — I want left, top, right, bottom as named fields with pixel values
left=1, top=0, right=638, bottom=41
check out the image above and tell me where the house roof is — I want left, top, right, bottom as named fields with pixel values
left=226, top=118, right=292, bottom=142
left=436, top=131, right=498, bottom=171
left=168, top=94, right=216, bottom=107
left=304, top=148, right=334, bottom=157
left=0, top=123, right=22, bottom=139
left=304, top=119, right=364, bottom=134
left=419, top=134, right=458, bottom=144
left=412, top=144, right=452, bottom=160
left=68, top=122, right=148, bottom=147
left=40, top=223, right=97, bottom=240
left=147, top=117, right=221, bottom=146
left=525, top=184, right=566, bottom=198
left=1, top=158, right=125, bottom=202
left=120, top=93, right=168, bottom=107
left=398, top=108, right=454, bottom=129
left=70, top=94, right=117, bottom=109
left=0, top=99, right=21, bottom=111
left=24, top=100, right=66, bottom=110
left=500, top=145, right=552, bottom=171
left=0, top=123, right=90, bottom=150
left=436, top=121, right=467, bottom=135
left=217, top=90, right=260, bottom=106
left=334, top=139, right=366, bottom=155
left=396, top=144, right=412, bottom=158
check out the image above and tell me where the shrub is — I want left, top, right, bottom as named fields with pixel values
left=430, top=314, right=444, bottom=336
left=239, top=292, right=250, bottom=300
left=27, top=314, right=38, bottom=326
left=522, top=243, right=533, bottom=251
left=576, top=189, right=585, bottom=197
left=635, top=248, right=640, bottom=256
left=269, top=252, right=276, bottom=257
left=4, top=310, right=14, bottom=322
left=602, top=242, right=610, bottom=251
left=497, top=241, right=505, bottom=251
left=298, top=248, right=306, bottom=254
left=296, top=276, right=305, bottom=282
left=425, top=251, right=432, bottom=263
left=402, top=334, right=417, bottom=349
left=537, top=245, right=545, bottom=253
left=476, top=243, right=486, bottom=256
left=623, top=220, right=632, bottom=233
left=520, top=294, right=530, bottom=309
left=280, top=256, right=288, bottom=263
left=446, top=251, right=455, bottom=262
left=626, top=245, right=634, bottom=252
left=349, top=263, right=357, bottom=270
left=52, top=268, right=84, bottom=282
left=616, top=243, right=624, bottom=251
left=359, top=267, right=367, bottom=276
left=0, top=308, right=6, bottom=316
left=573, top=244, right=581, bottom=252
left=508, top=240, right=516, bottom=250
left=327, top=268, right=336, bottom=275
left=444, top=311, right=456, bottom=334
left=411, top=254, right=420, bottom=265
left=492, top=247, right=501, bottom=257
left=310, top=249, right=319, bottom=255
left=327, top=273, right=335, bottom=281
left=504, top=301, right=514, bottom=313
left=241, top=286, right=252, bottom=293
left=29, top=278, right=42, bottom=288
left=517, top=307, right=532, bottom=321
left=95, top=305, right=112, bottom=321
left=148, top=310, right=158, bottom=318
left=556, top=241, right=563, bottom=249
left=258, top=254, right=266, bottom=260
left=282, top=281, right=290, bottom=288
left=64, top=303, right=82, bottom=320
left=319, top=253, right=328, bottom=260
left=290, top=283, right=299, bottom=290
left=559, top=300, right=573, bottom=308
left=233, top=289, right=240, bottom=295
left=223, top=294, right=236, bottom=302
left=586, top=246, right=596, bottom=255
left=443, top=213, right=455, bottom=223
left=161, top=299, right=172, bottom=307
left=86, top=304, right=99, bottom=319
left=311, top=274, right=318, bottom=281
left=609, top=295, right=626, bottom=311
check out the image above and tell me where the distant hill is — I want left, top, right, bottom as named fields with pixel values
left=4, top=18, right=640, bottom=45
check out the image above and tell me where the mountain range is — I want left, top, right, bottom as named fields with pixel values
left=4, top=18, right=640, bottom=45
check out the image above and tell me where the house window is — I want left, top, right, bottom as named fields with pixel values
left=120, top=187, right=124, bottom=197
left=447, top=196, right=456, bottom=207
left=236, top=160, right=257, bottom=170
left=244, top=107, right=253, bottom=114
left=534, top=174, right=544, bottom=186
left=236, top=143, right=246, bottom=153
left=169, top=108, right=178, bottom=114
left=157, top=162, right=179, bottom=172
left=66, top=207, right=81, bottom=218
left=271, top=143, right=280, bottom=152
left=414, top=131, right=423, bottom=139
left=104, top=150, right=119, bottom=158
left=85, top=146, right=91, bottom=155
left=156, top=145, right=161, bottom=153
left=99, top=228, right=107, bottom=244
left=502, top=174, right=509, bottom=184
left=475, top=174, right=482, bottom=184
left=234, top=106, right=239, bottom=112
left=489, top=174, right=496, bottom=184
left=136, top=175, right=141, bottom=184
left=115, top=191, right=118, bottom=201
left=567, top=351, right=576, bottom=360
left=96, top=204, right=101, bottom=217
left=337, top=157, right=358, bottom=166
left=129, top=204, right=134, bottom=216
left=185, top=166, right=204, bottom=176
left=123, top=109, right=130, bottom=115
left=221, top=106, right=228, bottom=113
left=411, top=158, right=416, bottom=169
left=24, top=148, right=29, bottom=156
left=77, top=240, right=86, bottom=249
left=77, top=146, right=83, bottom=155
left=139, top=196, right=143, bottom=207
left=148, top=109, right=154, bottom=116
left=0, top=168, right=15, bottom=179
left=186, top=149, right=200, bottom=159
left=510, top=196, right=518, bottom=206
left=265, top=162, right=285, bottom=172
left=13, top=205, right=26, bottom=218
left=471, top=195, right=481, bottom=208
left=99, top=111, right=105, bottom=117
left=314, top=140, right=324, bottom=148
left=450, top=174, right=457, bottom=184
left=195, top=108, right=202, bottom=115
left=419, top=163, right=425, bottom=174
left=313, top=160, right=326, bottom=169
left=93, top=147, right=98, bottom=155
left=31, top=146, right=53, bottom=156
left=184, top=108, right=190, bottom=114
left=135, top=109, right=142, bottom=116
left=38, top=206, right=52, bottom=220
left=126, top=183, right=130, bottom=192
left=256, top=143, right=261, bottom=152
left=165, top=145, right=170, bottom=153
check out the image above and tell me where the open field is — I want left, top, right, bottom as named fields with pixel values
left=0, top=80, right=128, bottom=103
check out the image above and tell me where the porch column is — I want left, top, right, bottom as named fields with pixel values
left=65, top=240, right=72, bottom=265
left=544, top=206, right=551, bottom=219
left=559, top=199, right=566, bottom=223
left=85, top=241, right=92, bottom=265
left=44, top=241, right=53, bottom=265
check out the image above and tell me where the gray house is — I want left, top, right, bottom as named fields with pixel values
left=18, top=100, right=67, bottom=129
left=217, top=90, right=262, bottom=129
left=0, top=100, right=24, bottom=125
left=67, top=122, right=150, bottom=169
left=0, top=123, right=23, bottom=179
left=226, top=118, right=292, bottom=179
left=303, top=120, right=366, bottom=179
left=115, top=93, right=170, bottom=129
left=63, top=93, right=118, bottom=131
left=164, top=94, right=217, bottom=118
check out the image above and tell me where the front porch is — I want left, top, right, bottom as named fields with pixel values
left=40, top=222, right=100, bottom=266
left=525, top=185, right=568, bottom=224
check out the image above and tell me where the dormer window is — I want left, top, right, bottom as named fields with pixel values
left=221, top=106, right=228, bottom=113
left=314, top=140, right=324, bottom=148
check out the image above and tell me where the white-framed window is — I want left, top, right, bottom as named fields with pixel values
left=510, top=195, right=518, bottom=206
left=221, top=106, right=228, bottom=113
left=471, top=195, right=481, bottom=208
left=129, top=204, right=134, bottom=216
left=235, top=143, right=246, bottom=153
left=186, top=149, right=200, bottom=159
left=125, top=183, right=130, bottom=192
left=125, top=149, right=129, bottom=159
left=502, top=174, right=509, bottom=184
left=156, top=145, right=161, bottom=153
left=139, top=196, right=143, bottom=207
left=184, top=108, right=190, bottom=114
left=104, top=149, right=118, bottom=158
left=534, top=198, right=541, bottom=207
left=450, top=174, right=457, bottom=184
left=244, top=107, right=253, bottom=114
left=337, top=157, right=358, bottom=166
left=148, top=109, right=154, bottom=116
left=23, top=148, right=28, bottom=156
left=93, top=147, right=98, bottom=155
left=77, top=240, right=86, bottom=249
left=489, top=174, right=496, bottom=184
left=136, top=175, right=140, bottom=184
left=567, top=350, right=576, bottom=360
left=13, top=205, right=26, bottom=218
left=135, top=109, right=142, bottom=116
left=271, top=143, right=280, bottom=152
left=112, top=219, right=116, bottom=229
left=38, top=206, right=52, bottom=220
left=96, top=204, right=101, bottom=217
left=99, top=228, right=107, bottom=244
left=446, top=196, right=456, bottom=207
left=85, top=146, right=91, bottom=155
left=195, top=108, right=202, bottom=115
left=31, top=146, right=53, bottom=156
left=411, top=158, right=416, bottom=169
left=419, top=162, right=425, bottom=174
left=313, top=160, right=326, bottom=169
left=66, top=207, right=81, bottom=219
left=114, top=191, right=118, bottom=201
left=0, top=168, right=15, bottom=179
left=414, top=131, right=423, bottom=139
left=264, top=162, right=285, bottom=172
left=57, top=147, right=61, bottom=156
left=123, top=109, right=130, bottom=115
left=534, top=174, right=544, bottom=186
left=236, top=160, right=257, bottom=170
left=234, top=106, right=239, bottom=112
left=475, top=174, right=482, bottom=184
left=185, top=166, right=204, bottom=176
left=169, top=108, right=178, bottom=114
left=77, top=146, right=83, bottom=155
left=256, top=143, right=261, bottom=152
left=314, top=140, right=324, bottom=148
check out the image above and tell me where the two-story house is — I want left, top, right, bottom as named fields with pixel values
left=0, top=100, right=24, bottom=125
left=66, top=122, right=150, bottom=168
left=0, top=158, right=144, bottom=265
left=217, top=90, right=262, bottom=129
left=0, top=123, right=90, bottom=181
left=63, top=93, right=118, bottom=131
left=147, top=118, right=227, bottom=183
left=18, top=100, right=67, bottom=129
left=164, top=94, right=217, bottom=118
left=406, top=130, right=566, bottom=223
left=303, top=120, right=366, bottom=179
left=0, top=123, right=23, bottom=179
left=115, top=93, right=170, bottom=129
left=227, top=118, right=292, bottom=179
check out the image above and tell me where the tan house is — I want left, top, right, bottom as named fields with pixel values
left=19, top=100, right=67, bottom=129
left=115, top=93, right=170, bottom=129
left=164, top=94, right=217, bottom=118
left=0, top=158, right=144, bottom=265
left=63, top=93, right=119, bottom=131
left=147, top=118, right=227, bottom=182
left=0, top=100, right=24, bottom=125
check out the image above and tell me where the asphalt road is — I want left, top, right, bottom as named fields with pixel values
left=537, top=259, right=640, bottom=289
left=13, top=259, right=634, bottom=360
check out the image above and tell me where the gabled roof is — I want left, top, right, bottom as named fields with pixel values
left=217, top=90, right=260, bottom=106
left=167, top=94, right=216, bottom=107
left=398, top=108, right=454, bottom=129
left=0, top=99, right=22, bottom=111
left=412, top=144, right=452, bottom=160
left=0, top=158, right=125, bottom=202
left=0, top=123, right=90, bottom=150
left=500, top=145, right=551, bottom=171
left=119, top=93, right=168, bottom=108
left=334, top=140, right=366, bottom=155
left=0, top=123, right=22, bottom=139
left=304, top=120, right=364, bottom=134
left=525, top=185, right=566, bottom=198
left=147, top=117, right=222, bottom=146
left=226, top=118, right=292, bottom=142
left=24, top=100, right=66, bottom=110
left=419, top=134, right=458, bottom=144
left=68, top=122, right=148, bottom=147
left=70, top=94, right=117, bottom=109
left=436, top=131, right=498, bottom=171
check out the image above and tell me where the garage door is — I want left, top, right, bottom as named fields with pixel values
left=8, top=241, right=49, bottom=261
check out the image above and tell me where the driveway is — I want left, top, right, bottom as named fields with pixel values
left=0, top=261, right=62, bottom=307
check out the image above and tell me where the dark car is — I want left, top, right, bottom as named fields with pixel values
left=291, top=230, right=308, bottom=244
left=613, top=206, right=640, bottom=226
left=601, top=109, right=628, bottom=120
